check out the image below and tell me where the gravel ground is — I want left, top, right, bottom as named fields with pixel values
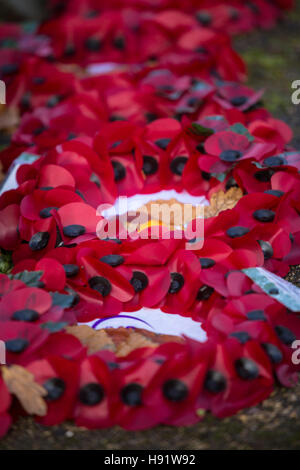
left=1, top=5, right=300, bottom=451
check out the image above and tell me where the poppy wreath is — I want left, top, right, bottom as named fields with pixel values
left=0, top=0, right=299, bottom=436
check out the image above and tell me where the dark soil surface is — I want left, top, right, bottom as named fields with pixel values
left=1, top=5, right=300, bottom=451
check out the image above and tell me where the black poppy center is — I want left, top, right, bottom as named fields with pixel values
left=39, top=207, right=58, bottom=219
left=168, top=272, right=185, bottom=294
left=219, top=150, right=242, bottom=162
left=195, top=11, right=212, bottom=26
left=121, top=383, right=143, bottom=406
left=5, top=338, right=29, bottom=354
left=226, top=226, right=250, bottom=238
left=12, top=309, right=39, bottom=322
left=204, top=370, right=227, bottom=393
left=63, top=224, right=86, bottom=238
left=1, top=63, right=19, bottom=76
left=197, top=285, right=214, bottom=301
left=63, top=264, right=80, bottom=278
left=261, top=343, right=283, bottom=364
left=84, top=37, right=102, bottom=52
left=29, top=231, right=50, bottom=251
left=142, top=155, right=159, bottom=175
left=88, top=276, right=112, bottom=297
left=130, top=271, right=149, bottom=293
left=155, top=138, right=171, bottom=150
left=100, top=254, right=124, bottom=267
left=199, top=257, right=215, bottom=269
left=112, top=160, right=126, bottom=182
left=254, top=169, right=275, bottom=182
left=264, top=189, right=284, bottom=198
left=79, top=383, right=105, bottom=406
left=246, top=309, right=266, bottom=321
left=32, top=76, right=46, bottom=85
left=163, top=379, right=188, bottom=402
left=170, top=156, right=188, bottom=176
left=275, top=325, right=296, bottom=346
left=64, top=43, right=76, bottom=57
left=113, top=36, right=125, bottom=50
left=230, top=331, right=251, bottom=344
left=230, top=96, right=248, bottom=107
left=253, top=209, right=275, bottom=223
left=263, top=156, right=287, bottom=167
left=235, top=358, right=259, bottom=380
left=44, top=377, right=66, bottom=401
left=258, top=240, right=274, bottom=260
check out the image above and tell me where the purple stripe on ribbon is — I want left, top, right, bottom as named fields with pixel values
left=92, top=314, right=153, bottom=330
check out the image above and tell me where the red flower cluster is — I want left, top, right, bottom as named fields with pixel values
left=0, top=0, right=298, bottom=435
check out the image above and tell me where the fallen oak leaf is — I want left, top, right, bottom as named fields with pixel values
left=66, top=325, right=183, bottom=356
left=115, top=331, right=158, bottom=357
left=204, top=187, right=243, bottom=218
left=2, top=365, right=47, bottom=416
left=106, top=327, right=184, bottom=357
left=66, top=325, right=116, bottom=354
left=0, top=104, right=20, bottom=132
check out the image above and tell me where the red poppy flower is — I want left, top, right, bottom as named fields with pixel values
left=94, top=121, right=145, bottom=197
left=117, top=264, right=170, bottom=310
left=213, top=81, right=264, bottom=113
left=249, top=118, right=293, bottom=150
left=205, top=293, right=300, bottom=387
left=8, top=57, right=77, bottom=111
left=142, top=341, right=207, bottom=426
left=12, top=96, right=107, bottom=153
left=73, top=356, right=113, bottom=428
left=159, top=249, right=202, bottom=314
left=27, top=355, right=79, bottom=425
left=40, top=331, right=86, bottom=361
left=175, top=28, right=246, bottom=82
left=77, top=254, right=134, bottom=316
left=0, top=321, right=49, bottom=366
left=199, top=129, right=275, bottom=174
left=197, top=337, right=274, bottom=418
left=0, top=273, right=26, bottom=298
left=0, top=285, right=55, bottom=322
left=111, top=346, right=170, bottom=430
left=12, top=216, right=58, bottom=265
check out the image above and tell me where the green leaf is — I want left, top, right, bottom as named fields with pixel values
left=229, top=123, right=254, bottom=142
left=189, top=123, right=214, bottom=137
left=50, top=292, right=76, bottom=309
left=191, top=80, right=209, bottom=91
left=205, top=115, right=225, bottom=122
left=22, top=21, right=38, bottom=34
left=41, top=322, right=68, bottom=333
left=0, top=251, right=12, bottom=274
left=9, top=270, right=43, bottom=287
left=252, top=161, right=264, bottom=169
left=0, top=38, right=17, bottom=49
left=211, top=172, right=227, bottom=182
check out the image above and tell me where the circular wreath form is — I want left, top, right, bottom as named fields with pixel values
left=0, top=0, right=299, bottom=435
left=1, top=115, right=300, bottom=432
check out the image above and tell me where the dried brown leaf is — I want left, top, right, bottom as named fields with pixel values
left=0, top=104, right=20, bottom=132
left=115, top=331, right=158, bottom=357
left=66, top=325, right=183, bottom=356
left=2, top=365, right=47, bottom=416
left=204, top=187, right=243, bottom=218
left=66, top=325, right=116, bottom=354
